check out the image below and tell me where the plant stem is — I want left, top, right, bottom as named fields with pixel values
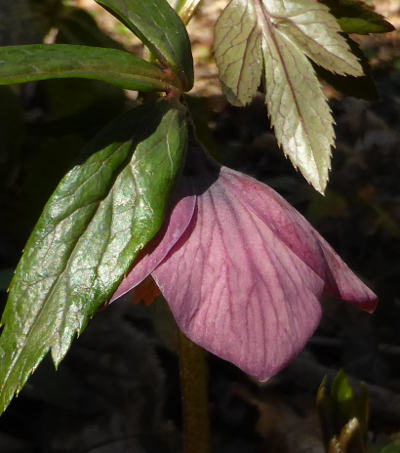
left=175, top=0, right=203, bottom=25
left=178, top=330, right=211, bottom=453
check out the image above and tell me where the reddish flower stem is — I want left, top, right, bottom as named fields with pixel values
left=178, top=330, right=211, bottom=453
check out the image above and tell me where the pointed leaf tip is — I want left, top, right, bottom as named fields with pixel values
left=0, top=100, right=188, bottom=415
left=215, top=0, right=364, bottom=192
left=95, top=0, right=194, bottom=91
left=0, top=44, right=177, bottom=92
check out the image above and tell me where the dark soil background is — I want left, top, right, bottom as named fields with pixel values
left=0, top=0, right=399, bottom=452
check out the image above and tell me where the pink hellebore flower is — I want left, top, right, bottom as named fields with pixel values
left=112, top=148, right=378, bottom=381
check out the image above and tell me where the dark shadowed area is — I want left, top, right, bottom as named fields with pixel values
left=0, top=0, right=399, bottom=451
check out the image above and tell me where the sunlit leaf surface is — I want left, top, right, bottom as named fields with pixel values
left=0, top=44, right=175, bottom=92
left=95, top=0, right=193, bottom=90
left=0, top=100, right=187, bottom=415
left=214, top=0, right=363, bottom=193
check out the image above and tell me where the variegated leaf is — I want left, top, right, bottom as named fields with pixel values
left=214, top=0, right=363, bottom=193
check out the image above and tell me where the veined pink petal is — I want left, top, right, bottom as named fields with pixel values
left=220, top=168, right=378, bottom=312
left=152, top=174, right=326, bottom=380
left=151, top=162, right=377, bottom=380
left=110, top=191, right=196, bottom=302
left=112, top=146, right=378, bottom=380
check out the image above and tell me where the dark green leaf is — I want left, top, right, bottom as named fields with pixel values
left=319, top=0, right=395, bottom=34
left=357, top=383, right=369, bottom=444
left=317, top=371, right=370, bottom=453
left=95, top=0, right=193, bottom=91
left=331, top=370, right=358, bottom=435
left=0, top=100, right=188, bottom=415
left=331, top=370, right=354, bottom=405
left=0, top=44, right=176, bottom=92
left=317, top=375, right=336, bottom=447
left=39, top=78, right=125, bottom=122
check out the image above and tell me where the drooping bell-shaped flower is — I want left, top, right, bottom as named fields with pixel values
left=112, top=145, right=377, bottom=381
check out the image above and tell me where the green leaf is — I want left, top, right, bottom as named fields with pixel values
left=319, top=0, right=395, bottom=34
left=317, top=375, right=336, bottom=447
left=0, top=44, right=176, bottom=92
left=357, top=383, right=369, bottom=443
left=0, top=100, right=188, bottom=415
left=317, top=371, right=370, bottom=453
left=330, top=370, right=363, bottom=449
left=331, top=370, right=354, bottom=407
left=94, top=0, right=193, bottom=91
left=214, top=0, right=363, bottom=193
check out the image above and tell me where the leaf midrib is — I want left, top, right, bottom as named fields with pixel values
left=0, top=142, right=137, bottom=396
left=254, top=0, right=323, bottom=187
left=2, top=68, right=169, bottom=85
left=122, top=0, right=181, bottom=68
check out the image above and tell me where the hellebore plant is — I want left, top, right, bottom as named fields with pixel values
left=317, top=370, right=370, bottom=453
left=0, top=0, right=392, bottom=431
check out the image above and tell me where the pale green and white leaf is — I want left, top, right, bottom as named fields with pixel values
left=0, top=100, right=188, bottom=415
left=214, top=0, right=363, bottom=193
left=0, top=44, right=176, bottom=92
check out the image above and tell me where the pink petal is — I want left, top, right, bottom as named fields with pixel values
left=112, top=142, right=377, bottom=380
left=220, top=168, right=378, bottom=312
left=152, top=173, right=326, bottom=381
left=111, top=190, right=196, bottom=302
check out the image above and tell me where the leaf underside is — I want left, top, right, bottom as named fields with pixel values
left=95, top=0, right=194, bottom=91
left=214, top=0, right=363, bottom=193
left=0, top=44, right=174, bottom=92
left=0, top=100, right=188, bottom=415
